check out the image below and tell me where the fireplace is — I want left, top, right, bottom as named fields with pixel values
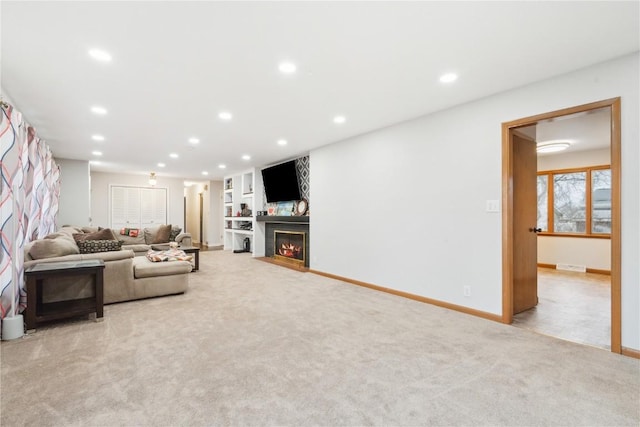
left=273, top=230, right=306, bottom=266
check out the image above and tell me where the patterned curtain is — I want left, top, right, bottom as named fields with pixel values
left=0, top=103, right=60, bottom=320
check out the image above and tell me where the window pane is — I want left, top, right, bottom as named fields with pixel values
left=592, top=169, right=611, bottom=234
left=537, top=175, right=548, bottom=231
left=553, top=172, right=586, bottom=233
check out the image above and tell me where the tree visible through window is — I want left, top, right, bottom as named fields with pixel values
left=537, top=166, right=610, bottom=237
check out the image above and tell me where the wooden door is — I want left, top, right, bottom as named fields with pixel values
left=512, top=132, right=538, bottom=313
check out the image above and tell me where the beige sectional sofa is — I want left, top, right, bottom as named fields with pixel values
left=24, top=226, right=192, bottom=304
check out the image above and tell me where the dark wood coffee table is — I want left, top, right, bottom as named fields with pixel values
left=150, top=245, right=200, bottom=271
left=25, top=259, right=105, bottom=332
left=179, top=246, right=200, bottom=271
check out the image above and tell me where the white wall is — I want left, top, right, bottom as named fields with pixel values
left=537, top=148, right=611, bottom=270
left=55, top=158, right=91, bottom=228
left=209, top=180, right=223, bottom=246
left=90, top=171, right=185, bottom=230
left=310, top=53, right=639, bottom=351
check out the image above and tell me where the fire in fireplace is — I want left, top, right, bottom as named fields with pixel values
left=273, top=230, right=305, bottom=266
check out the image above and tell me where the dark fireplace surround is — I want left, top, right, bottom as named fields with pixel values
left=259, top=217, right=310, bottom=268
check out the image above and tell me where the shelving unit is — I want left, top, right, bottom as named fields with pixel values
left=222, top=168, right=263, bottom=253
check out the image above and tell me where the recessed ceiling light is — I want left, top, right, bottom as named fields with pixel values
left=157, top=162, right=166, bottom=168
left=88, top=49, right=112, bottom=62
left=242, top=154, right=251, bottom=161
left=169, top=153, right=179, bottom=159
left=92, top=150, right=103, bottom=156
left=536, top=141, right=571, bottom=153
left=91, top=106, right=107, bottom=115
left=277, top=139, right=288, bottom=146
left=279, top=62, right=297, bottom=74
left=184, top=181, right=194, bottom=187
left=439, top=73, right=458, bottom=83
left=202, top=171, right=209, bottom=176
left=333, top=116, right=346, bottom=124
left=218, top=164, right=227, bottom=169
left=188, top=137, right=200, bottom=144
left=218, top=112, right=232, bottom=120
left=91, top=135, right=105, bottom=141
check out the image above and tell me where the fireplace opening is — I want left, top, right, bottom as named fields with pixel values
left=273, top=230, right=306, bottom=266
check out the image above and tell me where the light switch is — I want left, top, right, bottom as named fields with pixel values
left=486, top=200, right=500, bottom=212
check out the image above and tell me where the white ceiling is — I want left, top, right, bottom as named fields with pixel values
left=2, top=1, right=638, bottom=181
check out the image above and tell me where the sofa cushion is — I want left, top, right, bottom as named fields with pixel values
left=77, top=239, right=123, bottom=254
left=145, top=224, right=172, bottom=244
left=29, top=238, right=80, bottom=259
left=73, top=228, right=116, bottom=242
left=132, top=256, right=192, bottom=278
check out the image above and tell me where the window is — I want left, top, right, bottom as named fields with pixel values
left=537, top=166, right=610, bottom=237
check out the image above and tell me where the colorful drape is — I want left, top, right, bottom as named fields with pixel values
left=0, top=103, right=60, bottom=321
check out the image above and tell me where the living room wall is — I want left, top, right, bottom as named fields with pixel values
left=55, top=158, right=91, bottom=227
left=90, top=171, right=186, bottom=231
left=310, top=53, right=639, bottom=351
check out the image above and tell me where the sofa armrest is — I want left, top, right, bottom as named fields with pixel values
left=175, top=233, right=192, bottom=246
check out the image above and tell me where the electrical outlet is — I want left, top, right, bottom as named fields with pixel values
left=463, top=286, right=471, bottom=297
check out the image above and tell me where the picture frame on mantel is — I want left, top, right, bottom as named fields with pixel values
left=295, top=199, right=308, bottom=216
left=276, top=201, right=294, bottom=216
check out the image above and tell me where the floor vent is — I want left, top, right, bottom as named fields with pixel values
left=556, top=263, right=587, bottom=273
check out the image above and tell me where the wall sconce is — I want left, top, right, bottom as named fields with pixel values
left=149, top=172, right=157, bottom=186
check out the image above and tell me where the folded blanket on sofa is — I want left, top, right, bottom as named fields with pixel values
left=146, top=248, right=193, bottom=263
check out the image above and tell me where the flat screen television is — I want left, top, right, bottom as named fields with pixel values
left=261, top=160, right=301, bottom=203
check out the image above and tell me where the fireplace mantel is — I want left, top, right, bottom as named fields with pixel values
left=256, top=216, right=309, bottom=224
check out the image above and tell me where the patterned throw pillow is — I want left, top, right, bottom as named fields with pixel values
left=169, top=226, right=182, bottom=242
left=119, top=228, right=140, bottom=237
left=77, top=239, right=123, bottom=254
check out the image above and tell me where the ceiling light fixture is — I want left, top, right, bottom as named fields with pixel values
left=149, top=172, right=157, bottom=186
left=169, top=153, right=179, bottom=159
left=202, top=171, right=209, bottom=176
left=277, top=139, right=288, bottom=146
left=157, top=162, right=166, bottom=168
left=218, top=164, right=226, bottom=169
left=333, top=116, right=346, bottom=124
left=536, top=141, right=571, bottom=153
left=439, top=72, right=458, bottom=83
left=91, top=135, right=105, bottom=141
left=92, top=150, right=103, bottom=156
left=188, top=137, right=200, bottom=144
left=218, top=112, right=232, bottom=120
left=91, top=106, right=107, bottom=115
left=279, top=62, right=297, bottom=74
left=88, top=49, right=112, bottom=62
left=242, top=154, right=251, bottom=161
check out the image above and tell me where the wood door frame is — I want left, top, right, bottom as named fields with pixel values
left=502, top=97, right=621, bottom=353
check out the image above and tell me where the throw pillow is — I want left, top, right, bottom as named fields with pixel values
left=73, top=228, right=116, bottom=242
left=29, top=238, right=80, bottom=259
left=151, top=224, right=172, bottom=244
left=169, top=226, right=182, bottom=242
left=76, top=240, right=123, bottom=254
left=119, top=228, right=140, bottom=237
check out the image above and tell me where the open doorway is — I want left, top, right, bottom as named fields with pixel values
left=502, top=98, right=621, bottom=354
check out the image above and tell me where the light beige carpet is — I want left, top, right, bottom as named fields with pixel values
left=1, top=251, right=639, bottom=426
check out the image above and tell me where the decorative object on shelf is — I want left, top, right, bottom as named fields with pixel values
left=276, top=201, right=294, bottom=216
left=295, top=199, right=308, bottom=216
left=240, top=203, right=252, bottom=217
left=149, top=172, right=157, bottom=186
left=267, top=206, right=275, bottom=215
